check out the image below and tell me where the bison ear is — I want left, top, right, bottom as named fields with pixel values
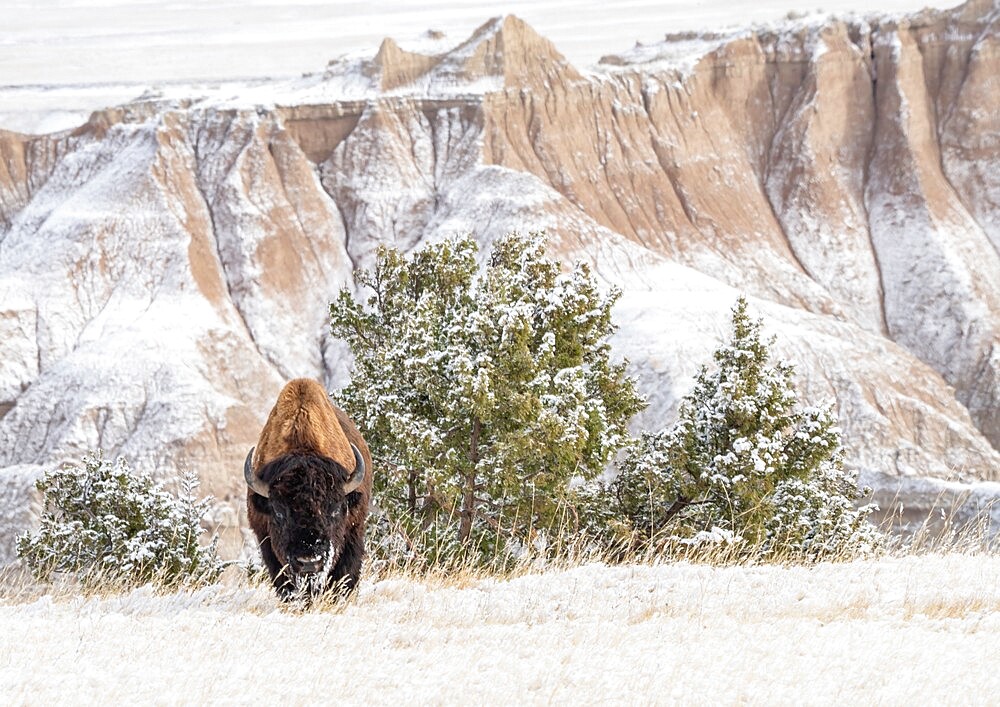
left=250, top=493, right=271, bottom=515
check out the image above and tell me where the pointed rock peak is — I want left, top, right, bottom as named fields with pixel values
left=373, top=37, right=403, bottom=65
left=373, top=37, right=440, bottom=91
left=444, top=14, right=582, bottom=87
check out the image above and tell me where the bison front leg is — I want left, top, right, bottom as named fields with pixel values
left=257, top=536, right=298, bottom=599
left=327, top=529, right=365, bottom=595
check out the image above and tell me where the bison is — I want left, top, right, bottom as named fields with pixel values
left=244, top=378, right=372, bottom=600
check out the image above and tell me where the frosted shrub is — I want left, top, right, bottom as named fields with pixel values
left=17, top=452, right=225, bottom=588
left=331, top=231, right=645, bottom=563
left=609, top=298, right=883, bottom=560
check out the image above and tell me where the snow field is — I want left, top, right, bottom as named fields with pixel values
left=1, top=554, right=998, bottom=704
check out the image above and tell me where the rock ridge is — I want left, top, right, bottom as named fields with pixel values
left=0, top=4, right=998, bottom=559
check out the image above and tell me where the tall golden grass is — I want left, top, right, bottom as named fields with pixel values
left=1, top=497, right=995, bottom=611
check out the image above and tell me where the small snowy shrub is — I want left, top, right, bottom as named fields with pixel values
left=331, top=231, right=645, bottom=560
left=607, top=297, right=883, bottom=559
left=17, top=452, right=225, bottom=587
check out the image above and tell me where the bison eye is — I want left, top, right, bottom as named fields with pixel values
left=250, top=494, right=271, bottom=515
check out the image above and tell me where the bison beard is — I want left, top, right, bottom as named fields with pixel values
left=248, top=453, right=366, bottom=601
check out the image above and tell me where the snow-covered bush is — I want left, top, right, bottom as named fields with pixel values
left=607, top=297, right=883, bottom=559
left=17, top=452, right=225, bottom=588
left=331, top=231, right=645, bottom=562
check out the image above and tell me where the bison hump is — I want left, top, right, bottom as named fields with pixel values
left=256, top=378, right=355, bottom=469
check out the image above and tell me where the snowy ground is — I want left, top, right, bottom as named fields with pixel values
left=1, top=554, right=998, bottom=704
left=0, top=0, right=957, bottom=133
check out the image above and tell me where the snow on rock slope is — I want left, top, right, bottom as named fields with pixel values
left=1, top=3, right=999, bottom=561
left=1, top=555, right=999, bottom=702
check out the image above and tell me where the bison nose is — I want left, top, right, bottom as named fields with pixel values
left=292, top=553, right=325, bottom=574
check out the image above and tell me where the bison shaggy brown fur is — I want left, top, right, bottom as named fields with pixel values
left=244, top=378, right=372, bottom=600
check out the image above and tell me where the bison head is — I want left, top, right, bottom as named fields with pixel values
left=245, top=445, right=365, bottom=589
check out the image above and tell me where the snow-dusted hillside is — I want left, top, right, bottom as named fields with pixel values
left=1, top=555, right=998, bottom=703
left=1, top=2, right=999, bottom=561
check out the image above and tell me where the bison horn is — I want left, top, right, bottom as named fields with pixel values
left=244, top=447, right=270, bottom=498
left=343, top=443, right=366, bottom=494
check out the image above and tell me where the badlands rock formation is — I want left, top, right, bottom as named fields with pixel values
left=1, top=3, right=998, bottom=558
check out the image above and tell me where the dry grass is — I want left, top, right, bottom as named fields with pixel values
left=903, top=594, right=1000, bottom=621
left=874, top=481, right=999, bottom=555
left=2, top=499, right=996, bottom=614
left=0, top=561, right=250, bottom=608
